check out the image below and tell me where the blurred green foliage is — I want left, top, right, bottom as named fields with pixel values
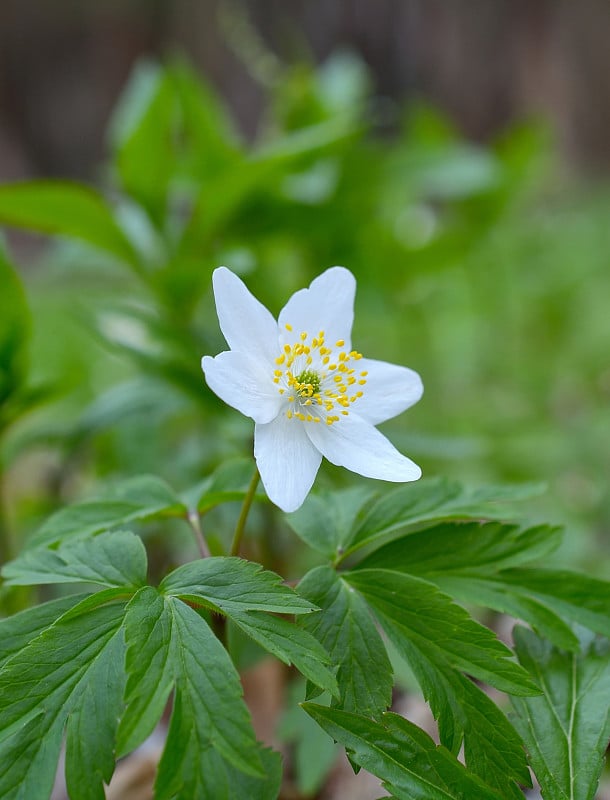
left=1, top=51, right=609, bottom=572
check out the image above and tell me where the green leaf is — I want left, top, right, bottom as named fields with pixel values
left=358, top=521, right=562, bottom=574
left=117, top=586, right=270, bottom=796
left=172, top=60, right=241, bottom=180
left=302, top=704, right=505, bottom=800
left=155, top=704, right=281, bottom=800
left=110, top=62, right=176, bottom=225
left=252, top=116, right=356, bottom=164
left=286, top=487, right=378, bottom=559
left=229, top=609, right=338, bottom=698
left=64, top=632, right=125, bottom=800
left=498, top=569, right=610, bottom=639
left=192, top=458, right=266, bottom=514
left=342, top=567, right=532, bottom=795
left=27, top=474, right=185, bottom=549
left=2, top=530, right=147, bottom=588
left=297, top=565, right=393, bottom=718
left=160, top=556, right=317, bottom=615
left=160, top=558, right=337, bottom=695
left=177, top=112, right=356, bottom=253
left=0, top=715, right=64, bottom=800
left=343, top=478, right=544, bottom=560
left=0, top=181, right=139, bottom=267
left=456, top=674, right=531, bottom=798
left=511, top=627, right=610, bottom=800
left=0, top=595, right=128, bottom=800
left=117, top=587, right=174, bottom=756
left=357, top=522, right=578, bottom=649
left=59, top=586, right=135, bottom=620
left=0, top=241, right=29, bottom=408
left=0, top=594, right=88, bottom=668
left=345, top=568, right=539, bottom=697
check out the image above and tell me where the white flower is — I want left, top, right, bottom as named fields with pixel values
left=202, top=266, right=423, bottom=512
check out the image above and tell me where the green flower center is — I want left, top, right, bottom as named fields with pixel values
left=272, top=326, right=367, bottom=425
left=294, top=369, right=321, bottom=397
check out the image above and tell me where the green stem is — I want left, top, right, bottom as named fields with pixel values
left=187, top=509, right=211, bottom=559
left=0, top=460, right=12, bottom=565
left=230, top=467, right=260, bottom=557
left=0, top=460, right=31, bottom=615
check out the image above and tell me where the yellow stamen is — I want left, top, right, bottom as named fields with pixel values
left=273, top=328, right=368, bottom=423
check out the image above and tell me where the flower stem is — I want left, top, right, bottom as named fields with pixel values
left=230, top=467, right=260, bottom=557
left=187, top=509, right=211, bottom=559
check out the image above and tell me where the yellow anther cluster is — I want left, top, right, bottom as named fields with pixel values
left=273, top=327, right=367, bottom=425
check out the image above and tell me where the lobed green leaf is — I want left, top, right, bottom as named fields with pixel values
left=155, top=703, right=281, bottom=800
left=0, top=594, right=88, bottom=668
left=2, top=530, right=148, bottom=588
left=357, top=522, right=580, bottom=649
left=118, top=586, right=271, bottom=795
left=511, top=626, right=610, bottom=800
left=64, top=633, right=126, bottom=800
left=0, top=595, right=128, bottom=800
left=160, top=557, right=337, bottom=695
left=117, top=587, right=174, bottom=756
left=286, top=487, right=378, bottom=559
left=456, top=674, right=531, bottom=798
left=357, top=521, right=562, bottom=574
left=345, top=568, right=538, bottom=696
left=342, top=567, right=533, bottom=795
left=297, top=565, right=393, bottom=718
left=294, top=562, right=531, bottom=794
left=228, top=609, right=339, bottom=698
left=160, top=556, right=316, bottom=615
left=391, top=632, right=531, bottom=798
left=303, top=704, right=505, bottom=800
left=342, top=477, right=544, bottom=560
left=499, top=569, right=610, bottom=639
left=27, top=474, right=185, bottom=550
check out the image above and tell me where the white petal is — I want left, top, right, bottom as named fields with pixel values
left=202, top=352, right=283, bottom=424
left=278, top=267, right=356, bottom=351
left=212, top=267, right=279, bottom=362
left=352, top=358, right=423, bottom=425
left=306, top=413, right=421, bottom=482
left=254, top=414, right=323, bottom=512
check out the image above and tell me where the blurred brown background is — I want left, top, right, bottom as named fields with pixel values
left=2, top=0, right=610, bottom=182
